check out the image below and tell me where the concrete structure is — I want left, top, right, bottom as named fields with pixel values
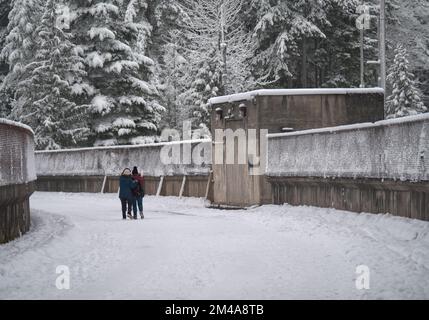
left=267, top=114, right=429, bottom=221
left=30, top=87, right=429, bottom=221
left=35, top=140, right=213, bottom=200
left=209, top=88, right=385, bottom=208
left=0, top=119, right=37, bottom=244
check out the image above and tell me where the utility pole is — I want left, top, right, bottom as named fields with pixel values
left=356, top=2, right=370, bottom=88
left=379, top=0, right=386, bottom=91
left=360, top=28, right=365, bottom=88
left=220, top=2, right=228, bottom=94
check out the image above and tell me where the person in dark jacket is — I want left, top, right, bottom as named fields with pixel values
left=119, top=168, right=136, bottom=220
left=132, top=166, right=145, bottom=219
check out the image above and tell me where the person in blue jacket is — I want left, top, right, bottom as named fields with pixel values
left=119, top=168, right=137, bottom=220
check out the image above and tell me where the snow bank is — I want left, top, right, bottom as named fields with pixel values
left=208, top=88, right=385, bottom=105
left=267, top=114, right=429, bottom=181
left=35, top=140, right=211, bottom=177
left=0, top=119, right=37, bottom=186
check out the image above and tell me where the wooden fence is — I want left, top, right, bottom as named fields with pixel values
left=36, top=174, right=213, bottom=200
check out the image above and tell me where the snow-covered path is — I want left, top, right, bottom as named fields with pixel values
left=1, top=192, right=428, bottom=300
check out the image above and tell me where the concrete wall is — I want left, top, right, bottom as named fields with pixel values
left=0, top=119, right=36, bottom=243
left=257, top=92, right=384, bottom=133
left=267, top=114, right=429, bottom=220
left=36, top=140, right=211, bottom=177
left=209, top=90, right=385, bottom=207
left=35, top=140, right=213, bottom=200
left=267, top=114, right=429, bottom=181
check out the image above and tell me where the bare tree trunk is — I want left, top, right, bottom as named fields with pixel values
left=220, top=2, right=228, bottom=94
left=301, top=37, right=308, bottom=88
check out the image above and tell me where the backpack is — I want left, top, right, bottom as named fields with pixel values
left=132, top=176, right=144, bottom=197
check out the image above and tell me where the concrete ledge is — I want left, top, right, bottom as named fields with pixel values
left=0, top=182, right=35, bottom=244
left=35, top=140, right=211, bottom=178
left=268, top=177, right=429, bottom=221
left=267, top=113, right=429, bottom=182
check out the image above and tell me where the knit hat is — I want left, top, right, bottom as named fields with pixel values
left=132, top=167, right=139, bottom=175
left=122, top=168, right=132, bottom=176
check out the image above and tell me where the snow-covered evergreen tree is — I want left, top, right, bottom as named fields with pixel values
left=0, top=0, right=43, bottom=84
left=386, top=44, right=427, bottom=119
left=320, top=0, right=364, bottom=88
left=0, top=0, right=43, bottom=118
left=0, top=0, right=427, bottom=142
left=13, top=0, right=91, bottom=150
left=158, top=36, right=188, bottom=131
left=251, top=0, right=330, bottom=86
left=0, top=0, right=11, bottom=117
left=69, top=0, right=164, bottom=146
left=179, top=47, right=221, bottom=134
left=0, top=0, right=10, bottom=27
left=0, top=0, right=10, bottom=80
left=174, top=0, right=257, bottom=131
left=152, top=2, right=187, bottom=131
left=250, top=0, right=381, bottom=88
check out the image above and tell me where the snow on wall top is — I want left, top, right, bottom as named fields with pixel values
left=208, top=88, right=385, bottom=105
left=35, top=140, right=212, bottom=177
left=35, top=139, right=211, bottom=154
left=266, top=113, right=429, bottom=182
left=0, top=120, right=37, bottom=186
left=0, top=118, right=34, bottom=135
left=268, top=113, right=429, bottom=139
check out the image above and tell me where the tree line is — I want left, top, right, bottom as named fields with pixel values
left=0, top=0, right=427, bottom=150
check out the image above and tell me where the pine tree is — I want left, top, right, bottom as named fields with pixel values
left=320, top=0, right=362, bottom=88
left=158, top=36, right=188, bottom=131
left=174, top=0, right=257, bottom=131
left=179, top=47, right=221, bottom=135
left=251, top=0, right=330, bottom=86
left=0, top=0, right=11, bottom=83
left=152, top=1, right=187, bottom=131
left=0, top=0, right=43, bottom=118
left=386, top=44, right=427, bottom=119
left=1, top=0, right=43, bottom=82
left=250, top=0, right=380, bottom=88
left=13, top=0, right=91, bottom=150
left=69, top=0, right=164, bottom=146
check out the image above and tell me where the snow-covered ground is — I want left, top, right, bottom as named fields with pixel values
left=1, top=192, right=428, bottom=300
